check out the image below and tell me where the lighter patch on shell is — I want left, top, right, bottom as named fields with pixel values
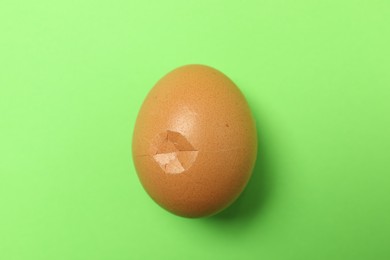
left=150, top=130, right=198, bottom=174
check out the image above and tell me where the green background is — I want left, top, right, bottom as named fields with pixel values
left=1, top=1, right=389, bottom=259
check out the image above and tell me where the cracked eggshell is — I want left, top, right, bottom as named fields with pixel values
left=132, top=64, right=257, bottom=218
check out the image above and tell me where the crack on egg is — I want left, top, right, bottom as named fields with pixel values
left=150, top=130, right=198, bottom=174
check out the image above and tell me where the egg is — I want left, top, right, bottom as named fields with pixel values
left=132, top=65, right=257, bottom=218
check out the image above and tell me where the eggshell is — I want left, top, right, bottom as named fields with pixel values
left=132, top=65, right=257, bottom=218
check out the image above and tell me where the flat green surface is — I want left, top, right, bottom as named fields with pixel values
left=1, top=1, right=390, bottom=259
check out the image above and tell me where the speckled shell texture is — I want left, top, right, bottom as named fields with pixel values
left=132, top=65, right=257, bottom=218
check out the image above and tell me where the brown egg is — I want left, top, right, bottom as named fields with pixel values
left=132, top=65, right=257, bottom=218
